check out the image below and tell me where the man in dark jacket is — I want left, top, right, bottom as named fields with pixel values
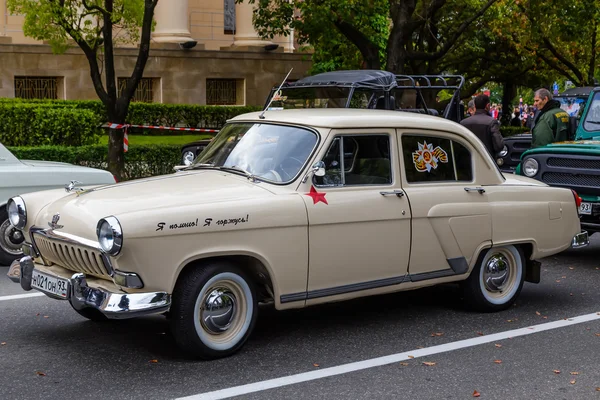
left=460, top=94, right=504, bottom=156
left=531, top=88, right=569, bottom=147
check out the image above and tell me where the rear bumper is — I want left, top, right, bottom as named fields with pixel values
left=7, top=256, right=171, bottom=319
left=571, top=231, right=589, bottom=248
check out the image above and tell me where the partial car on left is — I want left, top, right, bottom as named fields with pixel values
left=1, top=141, right=116, bottom=264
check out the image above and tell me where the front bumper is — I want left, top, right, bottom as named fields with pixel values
left=571, top=231, right=589, bottom=248
left=7, top=256, right=171, bottom=319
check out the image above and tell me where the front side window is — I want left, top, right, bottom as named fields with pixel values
left=193, top=123, right=318, bottom=184
left=402, top=135, right=473, bottom=183
left=583, top=91, right=600, bottom=132
left=314, top=135, right=392, bottom=186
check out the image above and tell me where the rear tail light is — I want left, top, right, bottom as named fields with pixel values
left=571, top=189, right=582, bottom=208
left=113, top=174, right=119, bottom=183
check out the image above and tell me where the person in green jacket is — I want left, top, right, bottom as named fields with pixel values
left=531, top=88, right=569, bottom=147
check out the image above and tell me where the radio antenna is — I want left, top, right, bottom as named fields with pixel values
left=259, top=68, right=293, bottom=119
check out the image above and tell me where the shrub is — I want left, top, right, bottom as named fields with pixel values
left=9, top=144, right=182, bottom=181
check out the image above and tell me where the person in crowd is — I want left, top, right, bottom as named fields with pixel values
left=460, top=94, right=504, bottom=156
left=466, top=99, right=476, bottom=117
left=531, top=88, right=569, bottom=147
left=510, top=107, right=521, bottom=127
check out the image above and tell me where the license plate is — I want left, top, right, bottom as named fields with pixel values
left=31, top=270, right=68, bottom=298
left=579, top=202, right=592, bottom=215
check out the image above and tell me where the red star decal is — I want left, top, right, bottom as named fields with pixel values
left=305, top=185, right=328, bottom=205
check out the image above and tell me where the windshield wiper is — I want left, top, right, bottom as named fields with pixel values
left=218, top=166, right=261, bottom=182
left=585, top=120, right=600, bottom=124
left=186, top=163, right=217, bottom=170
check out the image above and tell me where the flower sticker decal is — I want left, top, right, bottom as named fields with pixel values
left=412, top=141, right=448, bottom=172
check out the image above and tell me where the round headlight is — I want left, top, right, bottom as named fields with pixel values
left=496, top=158, right=504, bottom=166
left=7, top=197, right=26, bottom=229
left=523, top=158, right=539, bottom=177
left=96, top=216, right=123, bottom=256
left=498, top=145, right=508, bottom=158
left=182, top=150, right=195, bottom=166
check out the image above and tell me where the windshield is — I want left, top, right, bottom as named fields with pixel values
left=192, top=122, right=319, bottom=184
left=556, top=96, right=587, bottom=117
left=268, top=87, right=352, bottom=109
left=583, top=91, right=600, bottom=132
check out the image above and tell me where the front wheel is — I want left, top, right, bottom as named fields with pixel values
left=0, top=209, right=25, bottom=266
left=170, top=262, right=257, bottom=359
left=462, top=245, right=525, bottom=312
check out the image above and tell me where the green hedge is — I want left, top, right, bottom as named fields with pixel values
left=0, top=104, right=102, bottom=146
left=0, top=99, right=261, bottom=142
left=9, top=144, right=181, bottom=181
left=499, top=126, right=530, bottom=137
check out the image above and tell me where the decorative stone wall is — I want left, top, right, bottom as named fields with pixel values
left=0, top=43, right=311, bottom=105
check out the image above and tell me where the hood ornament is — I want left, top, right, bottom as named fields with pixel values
left=48, top=213, right=64, bottom=230
left=65, top=180, right=84, bottom=194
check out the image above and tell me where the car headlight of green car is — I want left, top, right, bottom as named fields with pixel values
left=523, top=158, right=539, bottom=177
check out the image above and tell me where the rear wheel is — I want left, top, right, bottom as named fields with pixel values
left=0, top=209, right=24, bottom=265
left=462, top=245, right=525, bottom=312
left=170, top=261, right=257, bottom=359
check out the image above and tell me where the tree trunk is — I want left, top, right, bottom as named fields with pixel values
left=107, top=109, right=126, bottom=181
left=501, top=81, right=517, bottom=126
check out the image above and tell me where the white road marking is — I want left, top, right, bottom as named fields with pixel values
left=0, top=292, right=46, bottom=301
left=177, top=311, right=600, bottom=400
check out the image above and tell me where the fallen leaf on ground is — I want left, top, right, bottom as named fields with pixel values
left=553, top=370, right=561, bottom=374
left=422, top=361, right=436, bottom=366
left=596, top=387, right=600, bottom=391
left=477, top=332, right=484, bottom=336
left=555, top=280, right=561, bottom=283
left=36, top=371, right=46, bottom=376
left=495, top=344, right=502, bottom=348
left=0, top=342, right=6, bottom=345
left=507, top=319, right=513, bottom=322
left=494, top=360, right=502, bottom=364
left=36, top=313, right=40, bottom=316
left=570, top=380, right=576, bottom=385
left=43, top=316, right=49, bottom=318
left=570, top=372, right=579, bottom=375
left=399, top=362, right=409, bottom=366
left=431, top=332, right=444, bottom=337
left=408, top=355, right=414, bottom=359
left=313, top=363, right=319, bottom=367
left=543, top=316, right=548, bottom=319
left=149, top=359, right=158, bottom=363
left=570, top=293, right=574, bottom=296
left=568, top=267, right=574, bottom=270
left=473, top=390, right=481, bottom=397
left=596, top=333, right=600, bottom=337
left=561, top=276, right=567, bottom=279
left=416, top=346, right=424, bottom=349
left=535, top=311, right=541, bottom=316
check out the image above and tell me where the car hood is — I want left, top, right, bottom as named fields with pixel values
left=524, top=141, right=600, bottom=156
left=35, top=171, right=276, bottom=234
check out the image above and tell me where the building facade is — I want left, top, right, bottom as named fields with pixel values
left=0, top=0, right=311, bottom=105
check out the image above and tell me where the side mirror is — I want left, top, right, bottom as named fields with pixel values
left=312, top=161, right=326, bottom=177
left=497, top=145, right=508, bottom=158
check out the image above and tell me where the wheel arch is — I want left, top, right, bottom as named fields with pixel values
left=174, top=254, right=276, bottom=304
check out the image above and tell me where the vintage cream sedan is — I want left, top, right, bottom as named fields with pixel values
left=6, top=109, right=588, bottom=359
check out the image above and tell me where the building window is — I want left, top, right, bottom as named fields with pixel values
left=206, top=78, right=244, bottom=105
left=14, top=76, right=59, bottom=100
left=118, top=77, right=157, bottom=103
left=224, top=0, right=236, bottom=34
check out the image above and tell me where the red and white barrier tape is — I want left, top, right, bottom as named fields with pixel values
left=102, top=123, right=219, bottom=153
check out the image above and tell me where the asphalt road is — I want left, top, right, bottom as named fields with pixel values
left=1, top=237, right=599, bottom=400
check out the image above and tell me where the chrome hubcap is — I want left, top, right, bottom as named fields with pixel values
left=483, top=253, right=510, bottom=292
left=0, top=219, right=24, bottom=255
left=200, top=287, right=237, bottom=334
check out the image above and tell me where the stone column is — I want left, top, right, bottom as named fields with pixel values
left=152, top=0, right=193, bottom=43
left=233, top=0, right=271, bottom=47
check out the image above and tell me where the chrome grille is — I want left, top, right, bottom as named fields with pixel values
left=547, top=157, right=600, bottom=170
left=542, top=172, right=600, bottom=187
left=33, top=234, right=110, bottom=278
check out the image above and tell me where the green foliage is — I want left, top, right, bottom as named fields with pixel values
left=8, top=144, right=182, bottom=180
left=0, top=99, right=260, bottom=145
left=500, top=126, right=530, bottom=137
left=0, top=103, right=101, bottom=146
left=7, top=0, right=147, bottom=53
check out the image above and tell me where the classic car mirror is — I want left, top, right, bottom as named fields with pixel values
left=301, top=161, right=326, bottom=183
left=312, top=161, right=326, bottom=177
left=497, top=145, right=508, bottom=158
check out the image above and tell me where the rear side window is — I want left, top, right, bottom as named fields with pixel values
left=401, top=135, right=473, bottom=183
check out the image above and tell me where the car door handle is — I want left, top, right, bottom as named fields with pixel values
left=464, top=187, right=486, bottom=194
left=380, top=190, right=404, bottom=197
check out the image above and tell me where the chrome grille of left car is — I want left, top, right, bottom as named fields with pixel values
left=32, top=233, right=111, bottom=278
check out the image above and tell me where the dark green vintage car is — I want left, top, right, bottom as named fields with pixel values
left=517, top=86, right=600, bottom=234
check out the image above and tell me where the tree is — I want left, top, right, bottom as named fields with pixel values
left=8, top=0, right=159, bottom=180
left=243, top=0, right=499, bottom=75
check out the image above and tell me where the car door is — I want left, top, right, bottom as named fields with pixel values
left=301, top=129, right=411, bottom=305
left=398, top=130, right=492, bottom=281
